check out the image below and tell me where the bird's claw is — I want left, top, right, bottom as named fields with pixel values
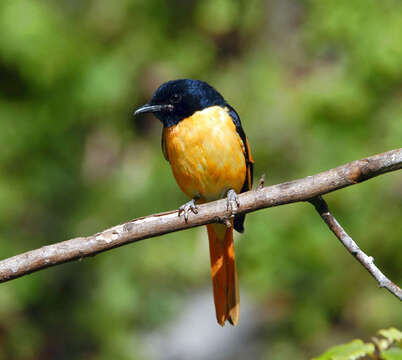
left=178, top=199, right=198, bottom=222
left=226, top=189, right=240, bottom=215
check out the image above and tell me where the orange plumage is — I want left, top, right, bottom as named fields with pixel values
left=163, top=106, right=252, bottom=326
left=163, top=106, right=246, bottom=200
left=207, top=222, right=239, bottom=325
left=134, top=79, right=253, bottom=326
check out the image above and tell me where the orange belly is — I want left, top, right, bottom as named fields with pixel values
left=164, top=106, right=247, bottom=201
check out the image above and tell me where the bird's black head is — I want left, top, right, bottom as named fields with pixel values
left=134, top=79, right=226, bottom=127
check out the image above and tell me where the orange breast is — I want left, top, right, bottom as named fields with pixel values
left=164, top=106, right=247, bottom=201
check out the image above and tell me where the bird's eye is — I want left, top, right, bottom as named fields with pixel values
left=170, top=94, right=182, bottom=103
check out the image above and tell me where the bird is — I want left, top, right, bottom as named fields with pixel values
left=134, top=79, right=253, bottom=326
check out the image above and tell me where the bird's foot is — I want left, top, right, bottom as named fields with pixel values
left=178, top=198, right=198, bottom=222
left=226, top=189, right=240, bottom=215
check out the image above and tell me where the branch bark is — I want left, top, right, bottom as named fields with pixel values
left=0, top=148, right=401, bottom=299
left=309, top=196, right=402, bottom=301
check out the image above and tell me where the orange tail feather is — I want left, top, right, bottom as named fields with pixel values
left=206, top=223, right=239, bottom=326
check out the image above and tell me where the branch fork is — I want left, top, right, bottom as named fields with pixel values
left=0, top=148, right=401, bottom=300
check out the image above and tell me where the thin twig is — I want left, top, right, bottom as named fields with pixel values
left=0, top=148, right=400, bottom=293
left=309, top=196, right=402, bottom=301
left=257, top=174, right=265, bottom=190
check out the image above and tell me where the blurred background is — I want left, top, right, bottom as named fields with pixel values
left=0, top=0, right=401, bottom=359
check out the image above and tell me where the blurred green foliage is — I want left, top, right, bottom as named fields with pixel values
left=0, top=0, right=401, bottom=359
left=314, top=327, right=402, bottom=360
left=314, top=339, right=375, bottom=360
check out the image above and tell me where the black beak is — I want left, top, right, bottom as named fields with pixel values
left=133, top=104, right=173, bottom=116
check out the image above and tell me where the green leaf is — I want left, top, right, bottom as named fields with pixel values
left=313, top=339, right=375, bottom=360
left=379, top=328, right=402, bottom=344
left=382, top=347, right=402, bottom=360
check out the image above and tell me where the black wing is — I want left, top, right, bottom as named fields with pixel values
left=226, top=105, right=254, bottom=233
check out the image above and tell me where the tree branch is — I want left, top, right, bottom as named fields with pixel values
left=0, top=149, right=401, bottom=299
left=309, top=196, right=402, bottom=301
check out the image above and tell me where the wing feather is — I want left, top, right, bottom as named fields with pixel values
left=225, top=105, right=254, bottom=233
left=161, top=127, right=169, bottom=162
